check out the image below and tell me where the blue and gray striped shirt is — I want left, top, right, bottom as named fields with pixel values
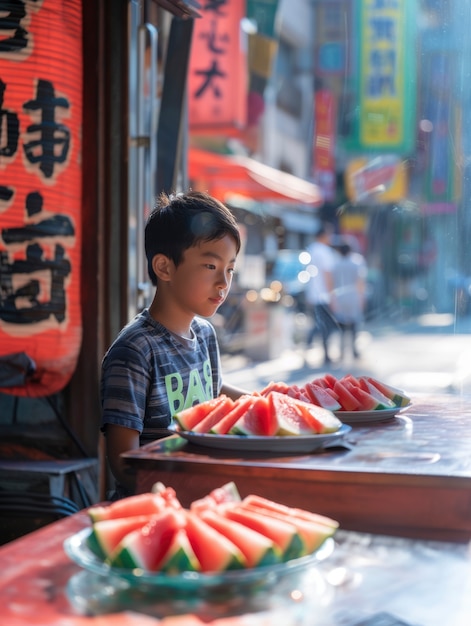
left=100, top=309, right=222, bottom=441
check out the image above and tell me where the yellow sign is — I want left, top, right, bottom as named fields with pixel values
left=345, top=156, right=408, bottom=203
left=357, top=0, right=416, bottom=153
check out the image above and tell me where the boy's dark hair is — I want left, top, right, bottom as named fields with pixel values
left=145, top=191, right=241, bottom=285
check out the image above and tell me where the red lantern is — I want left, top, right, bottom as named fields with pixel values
left=0, top=0, right=83, bottom=396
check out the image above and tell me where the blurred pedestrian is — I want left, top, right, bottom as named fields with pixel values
left=331, top=241, right=367, bottom=360
left=304, top=225, right=338, bottom=364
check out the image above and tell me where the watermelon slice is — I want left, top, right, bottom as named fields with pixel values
left=320, top=373, right=338, bottom=389
left=286, top=385, right=312, bottom=403
left=224, top=506, right=304, bottom=561
left=184, top=511, right=246, bottom=572
left=108, top=508, right=185, bottom=570
left=190, top=481, right=241, bottom=513
left=280, top=394, right=342, bottom=434
left=268, top=392, right=316, bottom=436
left=198, top=508, right=281, bottom=568
left=240, top=502, right=336, bottom=555
left=362, top=376, right=411, bottom=407
left=210, top=395, right=256, bottom=434
left=158, top=528, right=201, bottom=574
left=342, top=379, right=386, bottom=410
left=333, top=379, right=361, bottom=411
left=230, top=396, right=277, bottom=436
left=87, top=514, right=155, bottom=560
left=259, top=381, right=290, bottom=396
left=173, top=396, right=228, bottom=431
left=357, top=378, right=395, bottom=408
left=88, top=488, right=180, bottom=523
left=191, top=396, right=235, bottom=433
left=241, top=494, right=339, bottom=531
left=303, top=382, right=342, bottom=411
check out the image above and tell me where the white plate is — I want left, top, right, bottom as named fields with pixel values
left=64, top=527, right=335, bottom=593
left=167, top=423, right=352, bottom=453
left=334, top=404, right=411, bottom=424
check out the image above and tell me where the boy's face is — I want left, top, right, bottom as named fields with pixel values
left=170, top=234, right=238, bottom=319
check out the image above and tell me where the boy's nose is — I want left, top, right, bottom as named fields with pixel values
left=217, top=272, right=231, bottom=288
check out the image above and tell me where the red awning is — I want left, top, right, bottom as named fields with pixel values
left=188, top=148, right=324, bottom=207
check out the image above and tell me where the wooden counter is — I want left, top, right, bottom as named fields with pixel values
left=122, top=393, right=471, bottom=542
left=1, top=508, right=471, bottom=625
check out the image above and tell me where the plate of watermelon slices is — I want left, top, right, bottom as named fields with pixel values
left=262, top=374, right=412, bottom=426
left=64, top=527, right=335, bottom=594
left=168, top=422, right=352, bottom=452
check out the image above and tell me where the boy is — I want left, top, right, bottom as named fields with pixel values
left=100, top=191, right=247, bottom=498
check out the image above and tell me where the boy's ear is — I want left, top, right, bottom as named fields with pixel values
left=152, top=254, right=173, bottom=282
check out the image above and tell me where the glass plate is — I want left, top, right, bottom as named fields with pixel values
left=64, top=528, right=335, bottom=593
left=167, top=423, right=352, bottom=452
left=334, top=404, right=412, bottom=424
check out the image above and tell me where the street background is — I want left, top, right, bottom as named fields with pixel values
left=221, top=312, right=471, bottom=398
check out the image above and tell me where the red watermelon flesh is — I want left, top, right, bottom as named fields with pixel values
left=173, top=396, right=228, bottom=431
left=321, top=373, right=338, bottom=389
left=191, top=396, right=235, bottom=433
left=240, top=502, right=336, bottom=555
left=87, top=515, right=157, bottom=560
left=88, top=489, right=180, bottom=523
left=259, top=381, right=290, bottom=396
left=303, top=382, right=342, bottom=411
left=224, top=506, right=304, bottom=561
left=268, top=391, right=316, bottom=435
left=184, top=511, right=246, bottom=572
left=333, top=380, right=361, bottom=411
left=230, top=396, right=277, bottom=436
left=241, top=494, right=339, bottom=530
left=342, top=380, right=382, bottom=410
left=358, top=378, right=395, bottom=408
left=190, top=481, right=241, bottom=513
left=362, top=376, right=410, bottom=407
left=210, top=395, right=256, bottom=434
left=108, top=508, right=185, bottom=571
left=198, top=508, right=281, bottom=568
left=281, top=394, right=342, bottom=434
left=286, top=385, right=312, bottom=403
left=311, top=377, right=329, bottom=389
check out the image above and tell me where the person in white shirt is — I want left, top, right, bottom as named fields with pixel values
left=304, top=225, right=338, bottom=364
left=331, top=242, right=367, bottom=360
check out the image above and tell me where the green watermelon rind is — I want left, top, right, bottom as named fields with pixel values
left=86, top=530, right=106, bottom=560
left=159, top=529, right=201, bottom=574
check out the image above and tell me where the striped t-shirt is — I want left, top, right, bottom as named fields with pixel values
left=100, top=309, right=222, bottom=440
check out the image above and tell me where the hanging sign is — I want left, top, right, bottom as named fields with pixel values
left=355, top=0, right=416, bottom=153
left=312, top=89, right=336, bottom=202
left=188, top=0, right=247, bottom=130
left=0, top=0, right=83, bottom=396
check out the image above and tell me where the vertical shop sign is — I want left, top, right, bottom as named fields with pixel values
left=0, top=0, right=83, bottom=396
left=356, top=0, right=416, bottom=153
left=188, top=0, right=247, bottom=129
left=312, top=89, right=336, bottom=202
left=422, top=51, right=456, bottom=209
